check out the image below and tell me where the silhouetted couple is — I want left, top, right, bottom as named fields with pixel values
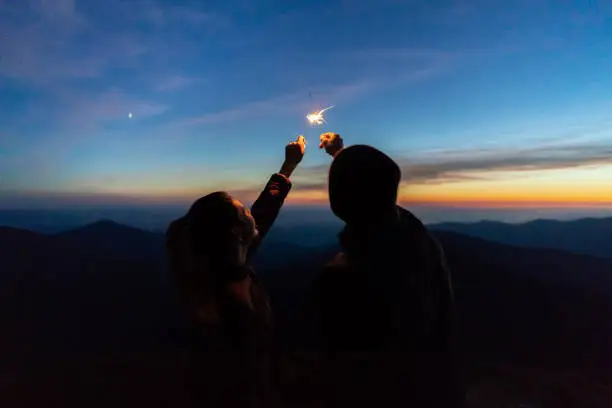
left=166, top=133, right=464, bottom=407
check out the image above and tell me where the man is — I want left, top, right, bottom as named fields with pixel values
left=314, top=132, right=464, bottom=407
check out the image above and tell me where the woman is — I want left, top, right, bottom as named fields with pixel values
left=166, top=135, right=306, bottom=408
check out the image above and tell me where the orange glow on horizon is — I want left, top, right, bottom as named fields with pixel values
left=284, top=189, right=612, bottom=208
left=24, top=188, right=612, bottom=209
left=47, top=186, right=611, bottom=209
left=45, top=164, right=612, bottom=209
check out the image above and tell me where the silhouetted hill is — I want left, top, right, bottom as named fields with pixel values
left=0, top=226, right=42, bottom=242
left=430, top=217, right=612, bottom=258
left=0, top=221, right=182, bottom=373
left=2, top=220, right=612, bottom=407
left=257, top=228, right=612, bottom=372
left=0, top=227, right=44, bottom=256
left=53, top=219, right=165, bottom=260
left=435, top=230, right=612, bottom=288
left=433, top=231, right=612, bottom=372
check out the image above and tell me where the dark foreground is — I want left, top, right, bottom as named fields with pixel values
left=1, top=221, right=612, bottom=407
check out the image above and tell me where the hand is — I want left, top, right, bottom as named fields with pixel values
left=319, top=132, right=344, bottom=157
left=280, top=135, right=306, bottom=177
left=285, top=135, right=306, bottom=166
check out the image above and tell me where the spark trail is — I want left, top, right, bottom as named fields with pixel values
left=306, top=106, right=335, bottom=126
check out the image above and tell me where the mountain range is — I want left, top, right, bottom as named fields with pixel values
left=430, top=217, right=612, bottom=259
left=1, top=218, right=612, bottom=407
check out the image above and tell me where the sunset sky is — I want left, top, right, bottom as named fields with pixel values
left=1, top=0, right=612, bottom=212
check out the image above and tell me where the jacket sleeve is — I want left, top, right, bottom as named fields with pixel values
left=247, top=173, right=292, bottom=258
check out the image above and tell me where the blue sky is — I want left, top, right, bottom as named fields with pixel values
left=1, top=0, right=612, bottom=211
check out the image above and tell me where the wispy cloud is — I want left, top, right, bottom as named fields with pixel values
left=0, top=0, right=223, bottom=85
left=4, top=139, right=611, bottom=207
left=184, top=80, right=376, bottom=125
left=183, top=93, right=300, bottom=125
left=0, top=1, right=203, bottom=136
left=153, top=140, right=612, bottom=203
left=154, top=75, right=205, bottom=92
left=346, top=48, right=456, bottom=61
left=54, top=88, right=168, bottom=129
left=400, top=143, right=612, bottom=183
left=137, top=2, right=225, bottom=28
left=294, top=141, right=612, bottom=190
left=182, top=48, right=451, bottom=127
left=0, top=0, right=146, bottom=84
left=32, top=0, right=79, bottom=20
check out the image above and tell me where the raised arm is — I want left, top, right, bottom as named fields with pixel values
left=248, top=135, right=305, bottom=258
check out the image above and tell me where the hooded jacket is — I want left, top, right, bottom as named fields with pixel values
left=314, top=207, right=463, bottom=407
left=314, top=145, right=464, bottom=407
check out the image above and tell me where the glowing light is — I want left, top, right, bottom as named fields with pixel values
left=128, top=112, right=133, bottom=119
left=306, top=106, right=334, bottom=126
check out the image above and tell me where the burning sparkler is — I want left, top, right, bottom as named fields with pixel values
left=306, top=106, right=335, bottom=126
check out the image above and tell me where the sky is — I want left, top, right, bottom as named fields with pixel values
left=1, top=0, right=612, bottom=218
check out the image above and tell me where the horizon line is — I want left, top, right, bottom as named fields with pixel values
left=1, top=200, right=612, bottom=211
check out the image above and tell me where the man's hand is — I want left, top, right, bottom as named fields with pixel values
left=319, top=132, right=344, bottom=157
left=280, top=135, right=306, bottom=178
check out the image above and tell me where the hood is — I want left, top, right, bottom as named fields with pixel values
left=329, top=145, right=401, bottom=224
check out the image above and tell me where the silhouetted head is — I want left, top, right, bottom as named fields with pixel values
left=185, top=191, right=257, bottom=267
left=329, top=145, right=401, bottom=225
left=165, top=192, right=257, bottom=317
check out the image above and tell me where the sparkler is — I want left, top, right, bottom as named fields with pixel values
left=306, top=105, right=335, bottom=126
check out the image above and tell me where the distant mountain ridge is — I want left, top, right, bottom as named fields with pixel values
left=53, top=219, right=166, bottom=260
left=430, top=216, right=612, bottom=258
left=3, top=212, right=610, bottom=258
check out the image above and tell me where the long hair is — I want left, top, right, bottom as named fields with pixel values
left=166, top=192, right=254, bottom=317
